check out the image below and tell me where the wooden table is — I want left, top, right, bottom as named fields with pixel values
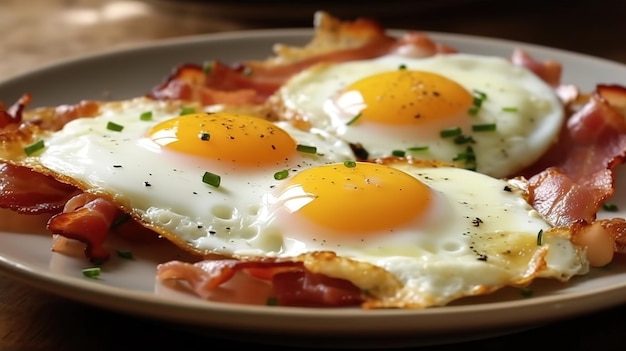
left=2, top=0, right=626, bottom=349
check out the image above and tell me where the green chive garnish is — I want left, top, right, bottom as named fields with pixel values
left=536, top=229, right=544, bottom=246
left=180, top=107, right=196, bottom=115
left=116, top=250, right=134, bottom=260
left=453, top=135, right=475, bottom=145
left=140, top=111, right=153, bottom=121
left=243, top=66, right=253, bottom=76
left=502, top=107, right=518, bottom=112
left=472, top=123, right=497, bottom=132
left=453, top=146, right=477, bottom=171
left=343, top=160, right=357, bottom=168
left=520, top=287, right=533, bottom=298
left=392, top=150, right=406, bottom=157
left=467, top=106, right=480, bottom=116
left=398, top=64, right=407, bottom=70
left=468, top=90, right=488, bottom=116
left=346, top=113, right=362, bottom=126
left=202, top=61, right=213, bottom=74
left=106, top=121, right=124, bottom=132
left=473, top=89, right=487, bottom=102
left=202, top=171, right=221, bottom=188
left=603, top=203, right=619, bottom=212
left=24, top=139, right=45, bottom=156
left=407, top=146, right=429, bottom=152
left=199, top=132, right=210, bottom=141
left=273, top=169, right=289, bottom=180
left=440, top=127, right=462, bottom=138
left=110, top=213, right=131, bottom=229
left=266, top=297, right=278, bottom=306
left=296, top=144, right=317, bottom=154
left=82, top=267, right=101, bottom=279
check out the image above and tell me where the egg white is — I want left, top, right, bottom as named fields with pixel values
left=272, top=53, right=565, bottom=178
left=16, top=97, right=355, bottom=256
left=240, top=161, right=588, bottom=307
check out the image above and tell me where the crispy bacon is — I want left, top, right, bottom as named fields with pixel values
left=157, top=258, right=365, bottom=307
left=522, top=86, right=626, bottom=227
left=38, top=100, right=100, bottom=131
left=511, top=49, right=562, bottom=87
left=149, top=11, right=463, bottom=106
left=1, top=93, right=99, bottom=133
left=0, top=163, right=79, bottom=214
left=0, top=93, right=31, bottom=128
left=47, top=193, right=119, bottom=262
left=599, top=218, right=626, bottom=253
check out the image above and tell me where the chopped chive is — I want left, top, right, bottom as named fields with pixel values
left=116, top=250, right=134, bottom=260
left=453, top=152, right=471, bottom=161
left=467, top=106, right=480, bottom=116
left=110, top=213, right=131, bottom=229
left=106, top=121, right=124, bottom=132
left=502, top=106, right=518, bottom=112
left=180, top=107, right=196, bottom=115
left=266, top=297, right=278, bottom=306
left=468, top=90, right=488, bottom=116
left=139, top=111, right=153, bottom=121
left=454, top=146, right=476, bottom=161
left=202, top=61, right=213, bottom=74
left=536, top=229, right=544, bottom=246
left=440, top=127, right=462, bottom=138
left=199, top=132, right=210, bottom=141
left=82, top=267, right=101, bottom=279
left=343, top=160, right=357, bottom=168
left=472, top=123, right=497, bottom=132
left=603, top=203, right=619, bottom=212
left=296, top=144, right=317, bottom=154
left=391, top=149, right=406, bottom=157
left=346, top=113, right=362, bottom=126
left=243, top=66, right=253, bottom=76
left=453, top=135, right=475, bottom=145
left=520, top=287, right=533, bottom=298
left=398, top=64, right=407, bottom=70
left=273, top=169, right=289, bottom=180
left=202, top=171, right=221, bottom=188
left=407, top=146, right=429, bottom=152
left=453, top=146, right=477, bottom=171
left=473, top=89, right=488, bottom=102
left=24, top=139, right=45, bottom=156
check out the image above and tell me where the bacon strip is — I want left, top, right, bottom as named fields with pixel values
left=0, top=93, right=31, bottom=128
left=0, top=163, right=79, bottom=214
left=157, top=258, right=365, bottom=307
left=600, top=218, right=626, bottom=253
left=148, top=11, right=465, bottom=106
left=47, top=193, right=119, bottom=262
left=522, top=86, right=626, bottom=227
left=510, top=49, right=562, bottom=87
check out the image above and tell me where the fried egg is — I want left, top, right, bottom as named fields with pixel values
left=271, top=53, right=565, bottom=178
left=11, top=98, right=354, bottom=255
left=6, top=96, right=587, bottom=308
left=246, top=160, right=587, bottom=307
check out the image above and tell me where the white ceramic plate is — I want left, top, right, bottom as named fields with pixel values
left=2, top=29, right=626, bottom=349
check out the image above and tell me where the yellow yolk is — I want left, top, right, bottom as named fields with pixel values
left=274, top=162, right=432, bottom=235
left=146, top=113, right=297, bottom=166
left=334, top=70, right=473, bottom=126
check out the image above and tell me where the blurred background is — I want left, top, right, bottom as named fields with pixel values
left=1, top=0, right=625, bottom=81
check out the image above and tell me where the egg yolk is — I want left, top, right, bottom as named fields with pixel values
left=274, top=162, right=432, bottom=234
left=334, top=70, right=473, bottom=126
left=147, top=113, right=297, bottom=166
